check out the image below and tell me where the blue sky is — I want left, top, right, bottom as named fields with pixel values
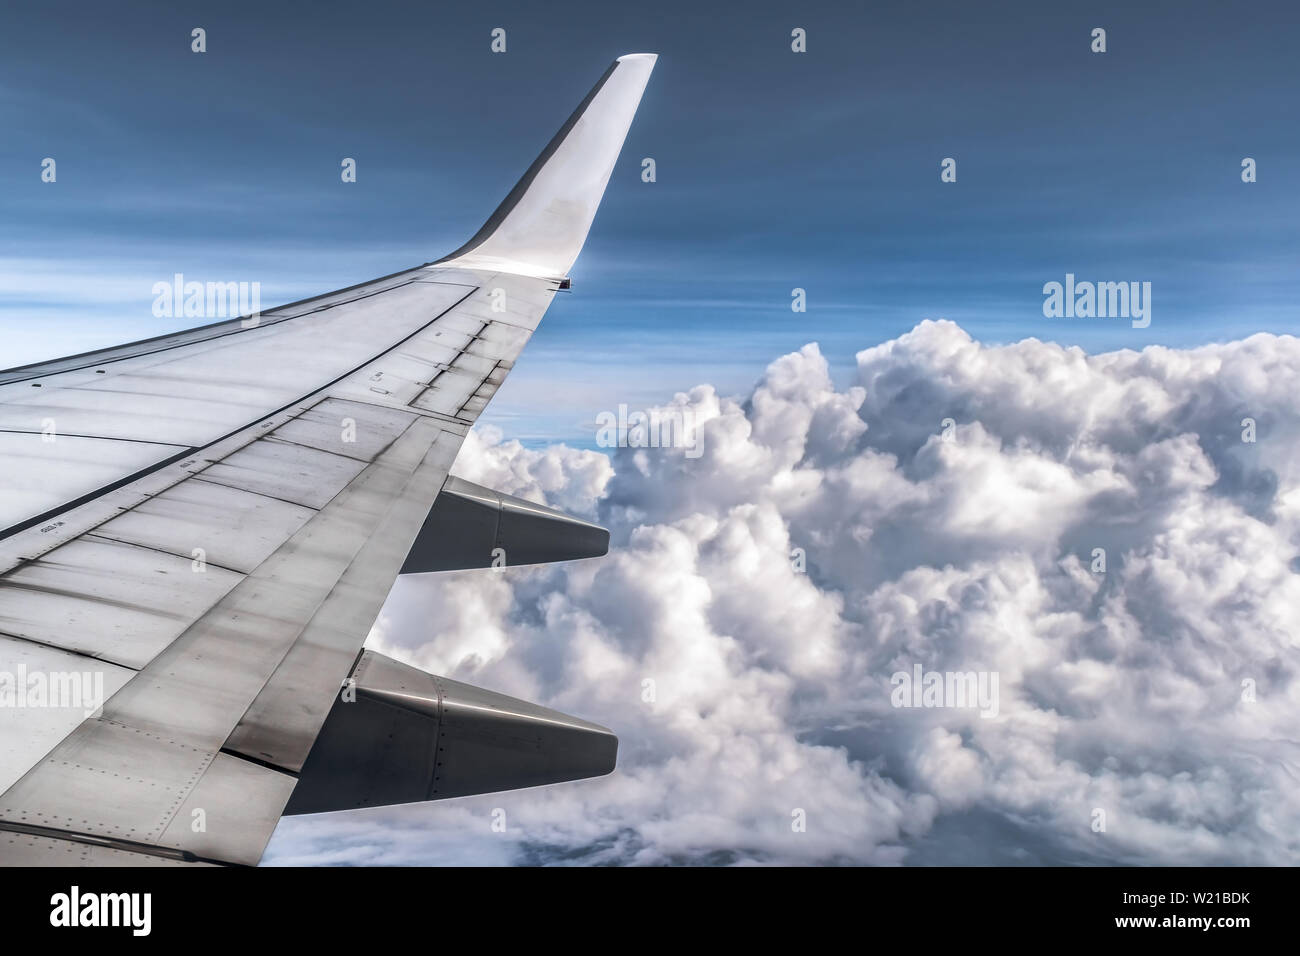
left=2, top=0, right=1298, bottom=445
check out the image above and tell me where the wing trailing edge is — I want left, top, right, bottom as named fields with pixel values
left=436, top=53, right=657, bottom=280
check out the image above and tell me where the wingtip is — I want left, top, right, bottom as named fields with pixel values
left=437, top=52, right=656, bottom=279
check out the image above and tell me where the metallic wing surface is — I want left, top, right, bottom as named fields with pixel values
left=0, top=53, right=655, bottom=866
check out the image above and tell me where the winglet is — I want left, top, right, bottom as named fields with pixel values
left=436, top=53, right=657, bottom=280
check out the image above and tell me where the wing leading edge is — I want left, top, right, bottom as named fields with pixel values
left=0, top=54, right=655, bottom=866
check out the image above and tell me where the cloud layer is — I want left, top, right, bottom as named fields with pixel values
left=265, top=320, right=1300, bottom=866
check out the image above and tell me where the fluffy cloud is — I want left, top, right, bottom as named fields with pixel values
left=265, top=321, right=1300, bottom=866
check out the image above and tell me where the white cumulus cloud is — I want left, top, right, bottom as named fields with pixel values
left=265, top=320, right=1300, bottom=866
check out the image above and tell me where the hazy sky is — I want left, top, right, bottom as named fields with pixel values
left=2, top=0, right=1298, bottom=444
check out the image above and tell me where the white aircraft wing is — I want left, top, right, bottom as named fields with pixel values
left=0, top=53, right=655, bottom=866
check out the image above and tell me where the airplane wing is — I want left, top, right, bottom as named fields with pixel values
left=0, top=53, right=655, bottom=866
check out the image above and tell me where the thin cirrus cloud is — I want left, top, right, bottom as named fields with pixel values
left=264, top=320, right=1300, bottom=866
